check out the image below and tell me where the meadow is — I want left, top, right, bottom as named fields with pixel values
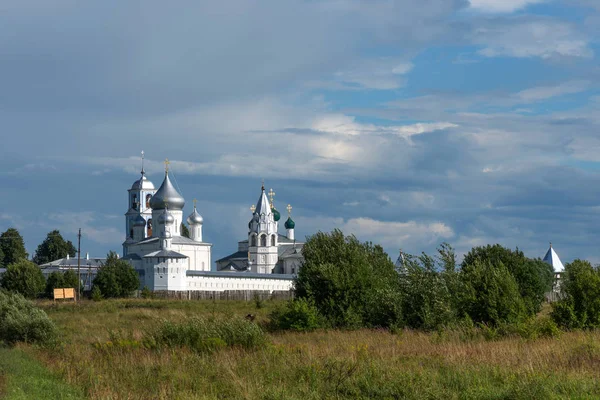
left=4, top=298, right=600, bottom=399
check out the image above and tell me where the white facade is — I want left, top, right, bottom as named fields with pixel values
left=122, top=159, right=296, bottom=293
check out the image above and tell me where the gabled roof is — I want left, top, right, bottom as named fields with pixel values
left=40, top=257, right=106, bottom=268
left=543, top=244, right=565, bottom=273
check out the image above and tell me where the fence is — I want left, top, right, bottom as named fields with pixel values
left=149, top=290, right=294, bottom=301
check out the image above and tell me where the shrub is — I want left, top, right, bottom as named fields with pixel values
left=399, top=253, right=455, bottom=330
left=146, top=316, right=266, bottom=352
left=0, top=290, right=58, bottom=345
left=459, top=259, right=527, bottom=326
left=270, top=298, right=325, bottom=331
left=551, top=259, right=600, bottom=329
left=140, top=286, right=154, bottom=299
left=91, top=286, right=103, bottom=302
left=295, top=230, right=401, bottom=328
left=0, top=260, right=46, bottom=299
left=93, top=251, right=139, bottom=298
left=462, top=244, right=554, bottom=316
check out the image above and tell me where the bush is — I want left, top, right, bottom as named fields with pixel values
left=551, top=259, right=600, bottom=329
left=146, top=316, right=266, bottom=352
left=295, top=230, right=401, bottom=328
left=462, top=244, right=554, bottom=316
left=0, top=290, right=58, bottom=345
left=91, top=286, right=103, bottom=302
left=399, top=253, right=455, bottom=330
left=93, top=251, right=140, bottom=298
left=45, top=270, right=79, bottom=298
left=140, top=286, right=154, bottom=299
left=459, top=259, right=527, bottom=326
left=0, top=260, right=46, bottom=299
left=270, top=298, right=326, bottom=331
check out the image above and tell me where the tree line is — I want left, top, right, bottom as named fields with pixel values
left=0, top=227, right=139, bottom=300
left=272, top=229, right=585, bottom=335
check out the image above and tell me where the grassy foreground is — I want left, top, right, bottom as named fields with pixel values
left=0, top=347, right=84, bottom=400
left=10, top=299, right=600, bottom=399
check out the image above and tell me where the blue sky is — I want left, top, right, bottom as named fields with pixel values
left=1, top=0, right=600, bottom=266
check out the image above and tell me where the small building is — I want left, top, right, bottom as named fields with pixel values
left=40, top=253, right=106, bottom=291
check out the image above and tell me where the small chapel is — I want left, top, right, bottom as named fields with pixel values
left=121, top=155, right=301, bottom=292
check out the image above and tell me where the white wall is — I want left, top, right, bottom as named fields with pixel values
left=187, top=275, right=293, bottom=292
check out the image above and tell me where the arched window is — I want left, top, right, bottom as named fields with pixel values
left=146, top=194, right=152, bottom=208
left=271, top=235, right=276, bottom=246
left=260, top=234, right=267, bottom=247
left=147, top=219, right=153, bottom=237
left=129, top=229, right=134, bottom=239
left=250, top=235, right=257, bottom=247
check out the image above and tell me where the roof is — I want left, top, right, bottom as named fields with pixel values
left=143, top=250, right=187, bottom=258
left=254, top=187, right=272, bottom=217
left=131, top=172, right=155, bottom=191
left=122, top=253, right=142, bottom=261
left=40, top=257, right=106, bottom=268
left=543, top=244, right=565, bottom=273
left=187, top=270, right=295, bottom=280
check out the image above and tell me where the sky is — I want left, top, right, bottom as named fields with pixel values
left=1, top=0, right=600, bottom=267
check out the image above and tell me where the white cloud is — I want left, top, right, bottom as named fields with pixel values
left=47, top=212, right=122, bottom=245
left=469, top=0, right=545, bottom=13
left=475, top=19, right=593, bottom=59
left=332, top=59, right=414, bottom=90
left=516, top=80, right=590, bottom=102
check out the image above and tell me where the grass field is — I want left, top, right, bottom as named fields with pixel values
left=5, top=298, right=600, bottom=399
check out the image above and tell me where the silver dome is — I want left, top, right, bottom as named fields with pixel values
left=133, top=215, right=146, bottom=227
left=149, top=172, right=185, bottom=210
left=187, top=207, right=203, bottom=225
left=131, top=172, right=155, bottom=191
left=158, top=208, right=175, bottom=225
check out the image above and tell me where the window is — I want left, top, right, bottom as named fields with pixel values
left=260, top=234, right=267, bottom=247
left=129, top=229, right=134, bottom=239
left=146, top=194, right=152, bottom=208
left=147, top=219, right=153, bottom=237
left=250, top=235, right=256, bottom=247
left=271, top=235, right=276, bottom=246
left=292, top=267, right=295, bottom=274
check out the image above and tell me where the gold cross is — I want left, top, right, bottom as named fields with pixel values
left=286, top=204, right=292, bottom=216
left=268, top=188, right=276, bottom=207
left=193, top=198, right=197, bottom=208
left=250, top=205, right=256, bottom=213
left=164, top=158, right=170, bottom=172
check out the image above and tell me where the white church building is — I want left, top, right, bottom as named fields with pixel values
left=121, top=157, right=301, bottom=292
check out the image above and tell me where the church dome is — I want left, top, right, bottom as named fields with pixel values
left=187, top=208, right=203, bottom=225
left=133, top=215, right=146, bottom=227
left=284, top=217, right=295, bottom=229
left=131, top=172, right=155, bottom=191
left=149, top=172, right=185, bottom=210
left=272, top=207, right=281, bottom=222
left=158, top=209, right=175, bottom=225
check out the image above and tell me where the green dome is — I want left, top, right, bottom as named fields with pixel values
left=272, top=207, right=281, bottom=222
left=284, top=216, right=295, bottom=229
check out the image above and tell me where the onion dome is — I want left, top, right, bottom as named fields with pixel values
left=158, top=208, right=174, bottom=225
left=272, top=207, right=281, bottom=222
left=131, top=171, right=155, bottom=191
left=284, top=216, right=295, bottom=229
left=149, top=172, right=185, bottom=210
left=133, top=215, right=146, bottom=227
left=187, top=207, right=203, bottom=225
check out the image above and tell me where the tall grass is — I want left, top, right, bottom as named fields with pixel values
left=16, top=298, right=600, bottom=399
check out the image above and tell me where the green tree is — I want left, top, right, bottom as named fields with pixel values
left=551, top=259, right=600, bottom=329
left=295, top=229, right=401, bottom=328
left=33, top=230, right=77, bottom=265
left=0, top=260, right=45, bottom=299
left=92, top=251, right=140, bottom=298
left=462, top=244, right=553, bottom=315
left=459, top=259, right=526, bottom=326
left=181, top=223, right=190, bottom=238
left=399, top=251, right=457, bottom=330
left=0, top=228, right=28, bottom=266
left=44, top=270, right=79, bottom=298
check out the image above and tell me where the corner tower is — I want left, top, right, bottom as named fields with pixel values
left=248, top=184, right=278, bottom=273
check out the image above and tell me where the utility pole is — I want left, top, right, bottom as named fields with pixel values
left=77, top=228, right=81, bottom=301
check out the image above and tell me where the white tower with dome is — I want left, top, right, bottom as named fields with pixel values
left=124, top=151, right=156, bottom=252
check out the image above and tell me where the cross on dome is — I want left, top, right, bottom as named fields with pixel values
left=250, top=204, right=256, bottom=213
left=268, top=188, right=276, bottom=206
left=164, top=158, right=170, bottom=172
left=286, top=204, right=292, bottom=216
